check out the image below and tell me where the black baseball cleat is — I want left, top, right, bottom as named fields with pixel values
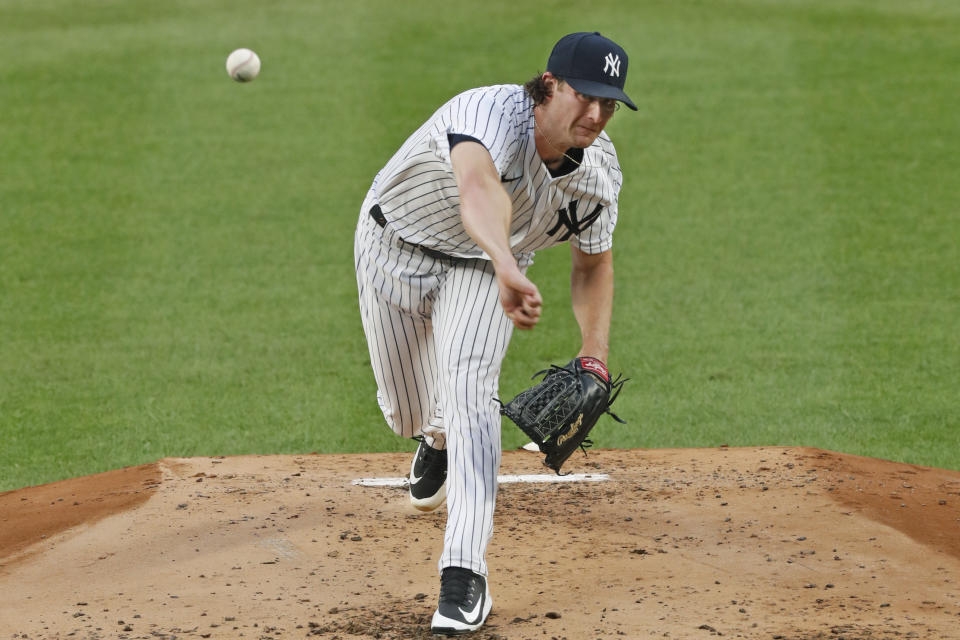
left=430, top=567, right=492, bottom=636
left=409, top=437, right=447, bottom=512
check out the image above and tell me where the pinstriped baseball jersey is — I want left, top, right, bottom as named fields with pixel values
left=373, top=84, right=623, bottom=263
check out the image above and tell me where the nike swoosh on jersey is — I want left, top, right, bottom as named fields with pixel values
left=500, top=174, right=522, bottom=183
left=458, top=590, right=485, bottom=624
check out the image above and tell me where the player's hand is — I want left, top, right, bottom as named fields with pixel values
left=496, top=266, right=542, bottom=330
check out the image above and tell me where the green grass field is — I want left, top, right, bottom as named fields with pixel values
left=2, top=0, right=958, bottom=492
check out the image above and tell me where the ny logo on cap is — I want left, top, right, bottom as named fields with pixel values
left=603, top=53, right=621, bottom=77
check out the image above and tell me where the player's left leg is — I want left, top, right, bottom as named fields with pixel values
left=432, top=257, right=514, bottom=574
left=429, top=256, right=513, bottom=634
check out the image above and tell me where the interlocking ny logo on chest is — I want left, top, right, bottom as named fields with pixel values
left=547, top=199, right=604, bottom=240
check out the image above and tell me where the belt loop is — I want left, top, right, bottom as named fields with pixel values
left=369, top=204, right=387, bottom=228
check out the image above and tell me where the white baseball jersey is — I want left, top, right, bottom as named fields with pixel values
left=372, top=84, right=622, bottom=264
left=356, top=83, right=624, bottom=577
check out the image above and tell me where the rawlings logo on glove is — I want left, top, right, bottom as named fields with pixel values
left=499, top=357, right=627, bottom=474
left=557, top=414, right=584, bottom=447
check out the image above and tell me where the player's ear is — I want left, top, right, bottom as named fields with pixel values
left=542, top=72, right=560, bottom=100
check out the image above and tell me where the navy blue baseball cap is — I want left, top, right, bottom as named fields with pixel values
left=546, top=32, right=637, bottom=111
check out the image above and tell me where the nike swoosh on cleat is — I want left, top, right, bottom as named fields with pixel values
left=409, top=454, right=424, bottom=486
left=409, top=462, right=425, bottom=486
left=458, top=591, right=485, bottom=624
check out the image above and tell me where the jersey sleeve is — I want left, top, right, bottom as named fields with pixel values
left=428, top=87, right=522, bottom=177
left=568, top=142, right=623, bottom=255
left=570, top=205, right=617, bottom=254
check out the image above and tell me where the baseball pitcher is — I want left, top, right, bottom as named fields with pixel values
left=354, top=32, right=636, bottom=635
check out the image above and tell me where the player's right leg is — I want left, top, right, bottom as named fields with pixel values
left=354, top=197, right=448, bottom=510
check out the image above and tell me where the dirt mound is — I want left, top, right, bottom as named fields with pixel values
left=2, top=447, right=959, bottom=639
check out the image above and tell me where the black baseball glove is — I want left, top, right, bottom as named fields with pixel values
left=499, top=357, right=627, bottom=474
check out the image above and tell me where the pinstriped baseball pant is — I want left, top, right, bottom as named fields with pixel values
left=354, top=192, right=515, bottom=576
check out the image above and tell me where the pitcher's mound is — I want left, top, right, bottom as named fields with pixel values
left=2, top=447, right=959, bottom=639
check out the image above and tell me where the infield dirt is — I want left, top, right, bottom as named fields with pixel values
left=2, top=447, right=959, bottom=639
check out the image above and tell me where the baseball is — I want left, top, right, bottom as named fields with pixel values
left=226, top=48, right=261, bottom=82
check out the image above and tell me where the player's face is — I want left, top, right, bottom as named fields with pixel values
left=543, top=79, right=618, bottom=149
